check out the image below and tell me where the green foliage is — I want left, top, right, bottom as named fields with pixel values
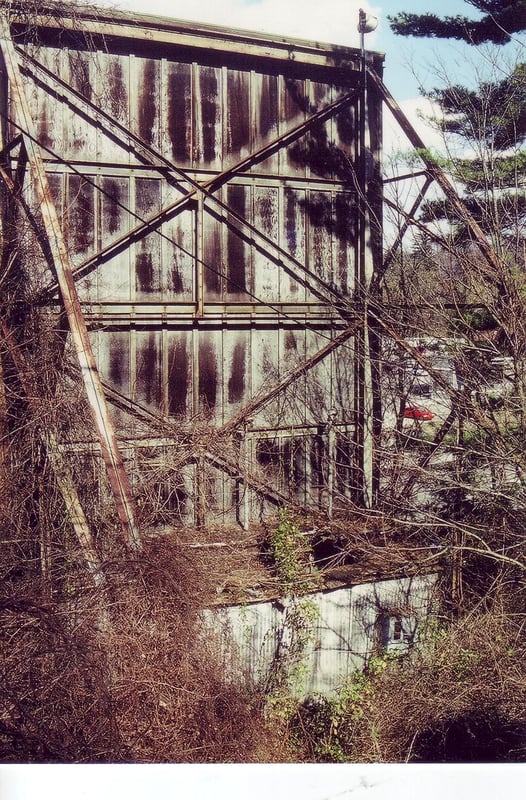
left=262, top=511, right=324, bottom=731
left=418, top=63, right=526, bottom=235
left=454, top=306, right=497, bottom=332
left=266, top=597, right=319, bottom=715
left=270, top=509, right=303, bottom=589
left=267, top=508, right=319, bottom=594
left=390, top=5, right=526, bottom=246
left=430, top=64, right=526, bottom=150
left=290, top=656, right=391, bottom=762
left=264, top=512, right=321, bottom=717
left=454, top=647, right=483, bottom=679
left=286, top=612, right=526, bottom=762
left=388, top=2, right=526, bottom=45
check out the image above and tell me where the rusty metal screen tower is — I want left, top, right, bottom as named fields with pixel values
left=0, top=4, right=386, bottom=542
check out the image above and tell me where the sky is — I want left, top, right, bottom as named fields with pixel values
left=98, top=0, right=484, bottom=100
left=92, top=0, right=508, bottom=153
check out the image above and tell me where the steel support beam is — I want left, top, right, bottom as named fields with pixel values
left=94, top=375, right=292, bottom=507
left=368, top=67, right=506, bottom=277
left=378, top=175, right=434, bottom=283
left=220, top=323, right=361, bottom=435
left=0, top=18, right=141, bottom=551
left=0, top=319, right=105, bottom=586
left=383, top=195, right=460, bottom=258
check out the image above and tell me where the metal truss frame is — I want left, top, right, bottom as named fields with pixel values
left=0, top=14, right=509, bottom=535
left=0, top=18, right=141, bottom=551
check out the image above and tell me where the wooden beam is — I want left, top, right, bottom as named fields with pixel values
left=12, top=5, right=370, bottom=72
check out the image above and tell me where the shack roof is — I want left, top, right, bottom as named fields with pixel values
left=142, top=521, right=443, bottom=608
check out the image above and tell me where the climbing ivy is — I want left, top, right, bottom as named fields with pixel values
left=290, top=656, right=390, bottom=762
left=269, top=508, right=305, bottom=590
left=268, top=508, right=320, bottom=594
left=265, top=510, right=320, bottom=713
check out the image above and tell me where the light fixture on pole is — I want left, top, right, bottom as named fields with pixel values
left=358, top=8, right=378, bottom=52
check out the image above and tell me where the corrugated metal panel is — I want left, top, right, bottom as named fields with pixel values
left=206, top=574, right=438, bottom=697
left=7, top=10, right=384, bottom=524
left=26, top=59, right=364, bottom=306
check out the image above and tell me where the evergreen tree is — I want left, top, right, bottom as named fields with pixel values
left=419, top=61, right=526, bottom=244
left=388, top=1, right=526, bottom=45
left=388, top=2, right=525, bottom=250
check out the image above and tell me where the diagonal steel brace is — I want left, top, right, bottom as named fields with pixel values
left=368, top=67, right=505, bottom=278
left=22, top=47, right=359, bottom=303
left=0, top=18, right=141, bottom=551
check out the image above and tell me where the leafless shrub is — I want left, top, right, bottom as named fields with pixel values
left=0, top=593, right=127, bottom=762
left=289, top=598, right=526, bottom=762
left=0, top=533, right=297, bottom=762
left=346, top=607, right=526, bottom=762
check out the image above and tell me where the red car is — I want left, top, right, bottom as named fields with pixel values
left=404, top=404, right=434, bottom=421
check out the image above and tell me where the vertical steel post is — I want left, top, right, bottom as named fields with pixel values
left=327, top=417, right=336, bottom=519
left=0, top=18, right=141, bottom=551
left=354, top=9, right=376, bottom=507
left=196, top=191, right=205, bottom=318
left=239, top=426, right=250, bottom=530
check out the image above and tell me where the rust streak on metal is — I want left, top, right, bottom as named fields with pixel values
left=0, top=12, right=381, bottom=523
left=29, top=63, right=359, bottom=301
left=0, top=18, right=141, bottom=551
left=221, top=323, right=361, bottom=435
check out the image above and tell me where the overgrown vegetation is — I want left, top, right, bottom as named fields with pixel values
left=0, top=530, right=296, bottom=762
left=0, top=0, right=525, bottom=764
left=291, top=609, right=526, bottom=762
left=260, top=510, right=320, bottom=705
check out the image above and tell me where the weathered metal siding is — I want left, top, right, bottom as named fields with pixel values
left=207, top=574, right=438, bottom=696
left=8, top=10, right=383, bottom=525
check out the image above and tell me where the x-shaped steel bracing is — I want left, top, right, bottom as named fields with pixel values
left=1, top=23, right=508, bottom=528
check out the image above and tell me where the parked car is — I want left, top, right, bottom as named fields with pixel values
left=411, top=382, right=432, bottom=398
left=404, top=404, right=434, bottom=421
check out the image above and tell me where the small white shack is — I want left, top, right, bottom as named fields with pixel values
left=208, top=573, right=438, bottom=696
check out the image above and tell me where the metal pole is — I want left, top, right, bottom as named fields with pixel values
left=354, top=9, right=375, bottom=507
